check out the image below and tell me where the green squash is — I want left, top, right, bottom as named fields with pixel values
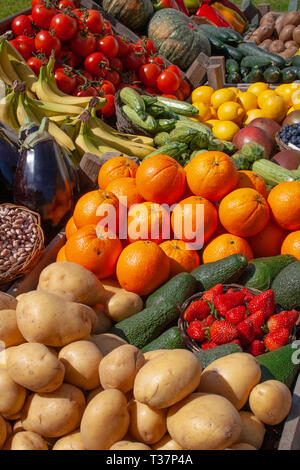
left=148, top=9, right=211, bottom=71
left=101, top=0, right=154, bottom=31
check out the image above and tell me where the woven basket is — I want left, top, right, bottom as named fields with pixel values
left=114, top=88, right=153, bottom=138
left=275, top=132, right=291, bottom=152
left=0, top=204, right=45, bottom=285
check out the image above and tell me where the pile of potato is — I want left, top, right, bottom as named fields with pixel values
left=0, top=261, right=293, bottom=450
left=248, top=11, right=300, bottom=59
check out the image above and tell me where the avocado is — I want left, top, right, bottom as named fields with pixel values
left=141, top=327, right=185, bottom=352
left=271, top=261, right=300, bottom=310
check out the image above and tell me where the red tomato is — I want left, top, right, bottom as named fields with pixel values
left=32, top=4, right=57, bottom=29
left=97, top=80, right=116, bottom=96
left=157, top=70, right=180, bottom=94
left=147, top=55, right=166, bottom=70
left=99, top=94, right=115, bottom=118
left=97, top=35, right=119, bottom=59
left=84, top=10, right=104, bottom=34
left=58, top=0, right=75, bottom=8
left=167, top=65, right=182, bottom=80
left=105, top=70, right=120, bottom=87
left=11, top=15, right=34, bottom=36
left=50, top=14, right=78, bottom=41
left=84, top=52, right=110, bottom=78
left=138, top=63, right=161, bottom=87
left=179, top=79, right=191, bottom=99
left=174, top=88, right=184, bottom=101
left=137, top=37, right=157, bottom=56
left=75, top=70, right=93, bottom=87
left=143, top=87, right=158, bottom=95
left=102, top=20, right=113, bottom=36
left=70, top=31, right=96, bottom=58
left=110, top=57, right=123, bottom=73
left=31, top=0, right=42, bottom=8
left=56, top=48, right=78, bottom=69
left=73, top=86, right=98, bottom=97
left=71, top=8, right=83, bottom=19
left=35, top=31, right=61, bottom=57
left=27, top=56, right=45, bottom=75
left=125, top=48, right=146, bottom=72
left=10, top=36, right=35, bottom=60
left=115, top=35, right=130, bottom=57
left=161, top=94, right=178, bottom=100
left=55, top=68, right=77, bottom=94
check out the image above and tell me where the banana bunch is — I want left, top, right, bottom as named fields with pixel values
left=0, top=39, right=37, bottom=90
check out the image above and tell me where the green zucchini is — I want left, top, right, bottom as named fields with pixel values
left=141, top=327, right=186, bottom=352
left=237, top=42, right=287, bottom=68
left=231, top=152, right=251, bottom=170
left=146, top=104, right=177, bottom=119
left=122, top=105, right=157, bottom=133
left=155, top=118, right=177, bottom=133
left=154, top=132, right=171, bottom=147
left=119, top=87, right=146, bottom=117
left=144, top=142, right=189, bottom=160
left=189, top=132, right=210, bottom=150
left=175, top=118, right=212, bottom=136
left=218, top=27, right=243, bottom=43
left=281, top=66, right=299, bottom=83
left=291, top=55, right=300, bottom=67
left=223, top=44, right=243, bottom=62
left=226, top=72, right=241, bottom=84
left=245, top=69, right=263, bottom=83
left=252, top=159, right=300, bottom=186
left=241, top=55, right=272, bottom=68
left=226, top=59, right=240, bottom=74
left=154, top=96, right=199, bottom=116
left=209, top=36, right=225, bottom=52
left=169, top=127, right=200, bottom=144
left=198, top=24, right=231, bottom=43
left=263, top=66, right=281, bottom=84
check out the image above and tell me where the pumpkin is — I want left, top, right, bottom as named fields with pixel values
left=101, top=0, right=154, bottom=31
left=148, top=9, right=211, bottom=71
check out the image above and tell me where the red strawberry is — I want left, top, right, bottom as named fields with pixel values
left=184, top=300, right=211, bottom=323
left=205, top=315, right=215, bottom=327
left=264, top=328, right=290, bottom=351
left=237, top=319, right=255, bottom=346
left=267, top=310, right=299, bottom=333
left=201, top=340, right=218, bottom=350
left=210, top=320, right=238, bottom=345
left=230, top=339, right=242, bottom=348
left=213, top=291, right=246, bottom=317
left=202, top=283, right=223, bottom=302
left=240, top=288, right=256, bottom=303
left=247, top=311, right=265, bottom=339
left=247, top=340, right=266, bottom=357
left=247, top=289, right=275, bottom=319
left=187, top=320, right=207, bottom=342
left=225, top=306, right=247, bottom=325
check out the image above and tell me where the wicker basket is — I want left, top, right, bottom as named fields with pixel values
left=0, top=204, right=45, bottom=285
left=275, top=132, right=291, bottom=152
left=114, top=88, right=154, bottom=138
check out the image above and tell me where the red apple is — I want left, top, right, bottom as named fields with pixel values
left=248, top=117, right=281, bottom=144
left=232, top=127, right=274, bottom=159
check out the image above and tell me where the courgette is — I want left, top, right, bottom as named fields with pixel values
left=154, top=132, right=171, bottom=147
left=146, top=272, right=199, bottom=309
left=231, top=152, right=251, bottom=170
left=291, top=55, right=300, bottom=67
left=263, top=66, right=281, bottom=84
left=175, top=118, right=212, bottom=136
left=209, top=36, right=225, bottom=52
left=119, top=87, right=146, bottom=117
left=198, top=24, right=231, bottom=43
left=252, top=159, right=300, bottom=186
left=144, top=142, right=189, bottom=160
left=141, top=327, right=186, bottom=352
left=226, top=72, right=241, bottom=84
left=122, top=105, right=157, bottom=133
left=245, top=69, right=263, bottom=83
left=155, top=118, right=177, bottom=133
left=194, top=343, right=242, bottom=370
left=169, top=127, right=201, bottom=144
left=154, top=96, right=199, bottom=116
left=146, top=104, right=178, bottom=120
left=223, top=44, right=243, bottom=62
left=226, top=59, right=240, bottom=74
left=218, top=27, right=243, bottom=43
left=237, top=42, right=287, bottom=68
left=281, top=66, right=299, bottom=83
left=189, top=132, right=210, bottom=150
left=241, top=56, right=272, bottom=68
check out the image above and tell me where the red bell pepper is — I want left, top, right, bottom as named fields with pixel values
left=208, top=0, right=248, bottom=22
left=152, top=0, right=189, bottom=14
left=196, top=3, right=234, bottom=28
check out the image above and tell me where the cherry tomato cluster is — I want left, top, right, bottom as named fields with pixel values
left=10, top=0, right=190, bottom=118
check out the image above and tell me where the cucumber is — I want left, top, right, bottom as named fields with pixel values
left=146, top=104, right=178, bottom=120
left=146, top=272, right=199, bottom=309
left=191, top=254, right=248, bottom=290
left=241, top=56, right=272, bottom=68
left=226, top=59, right=240, bottom=74
left=141, top=327, right=185, bottom=352
left=223, top=44, right=243, bottom=62
left=154, top=132, right=171, bottom=147
left=218, top=27, right=243, bottom=43
left=154, top=96, right=199, bottom=116
left=237, top=42, right=287, bottom=67
left=119, top=87, right=146, bottom=117
left=263, top=66, right=281, bottom=84
left=252, top=159, right=300, bottom=186
left=110, top=301, right=180, bottom=349
left=175, top=118, right=212, bottom=136
left=169, top=127, right=200, bottom=144
left=122, top=105, right=157, bottom=133
left=144, top=142, right=189, bottom=160
left=245, top=69, right=263, bottom=83
left=155, top=118, right=177, bottom=133
left=271, top=261, right=300, bottom=310
left=198, top=24, right=231, bottom=43
left=258, top=344, right=300, bottom=389
left=194, top=343, right=242, bottom=370
left=209, top=36, right=225, bottom=52
left=226, top=72, right=241, bottom=84
left=281, top=66, right=299, bottom=83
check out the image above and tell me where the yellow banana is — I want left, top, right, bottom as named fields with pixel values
left=0, top=41, right=14, bottom=85
left=96, top=116, right=154, bottom=146
left=5, top=40, right=38, bottom=92
left=26, top=93, right=84, bottom=118
left=0, top=91, right=19, bottom=131
left=16, top=91, right=39, bottom=128
left=75, top=120, right=120, bottom=158
left=0, top=39, right=20, bottom=84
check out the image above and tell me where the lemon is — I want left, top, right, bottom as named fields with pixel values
left=205, top=119, right=221, bottom=129
left=227, top=87, right=239, bottom=95
left=291, top=89, right=300, bottom=109
left=237, top=91, right=258, bottom=111
left=211, top=88, right=237, bottom=109
left=193, top=102, right=212, bottom=122
left=217, top=101, right=245, bottom=124
left=275, top=83, right=300, bottom=108
left=260, top=95, right=286, bottom=122
left=257, top=89, right=278, bottom=109
left=243, top=108, right=263, bottom=125
left=210, top=106, right=218, bottom=118
left=191, top=86, right=214, bottom=105
left=212, top=121, right=240, bottom=141
left=248, top=82, right=270, bottom=97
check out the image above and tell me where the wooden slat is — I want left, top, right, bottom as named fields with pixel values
left=288, top=0, right=300, bottom=11
left=209, top=56, right=226, bottom=84
left=278, top=372, right=300, bottom=450
left=207, top=64, right=224, bottom=90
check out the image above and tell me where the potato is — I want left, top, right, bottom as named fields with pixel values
left=253, top=24, right=274, bottom=44
left=279, top=24, right=295, bottom=42
left=0, top=346, right=15, bottom=369
left=269, top=40, right=285, bottom=53
left=279, top=46, right=299, bottom=58
left=228, top=443, right=257, bottom=450
left=105, top=291, right=143, bottom=322
left=13, top=420, right=24, bottom=433
left=59, top=340, right=103, bottom=390
left=249, top=380, right=292, bottom=425
left=52, top=430, right=86, bottom=450
left=91, top=305, right=112, bottom=334
left=110, top=440, right=151, bottom=450
left=7, top=343, right=65, bottom=393
left=260, top=12, right=276, bottom=25
left=5, top=420, right=12, bottom=439
left=102, top=278, right=123, bottom=298
left=285, top=40, right=298, bottom=49
left=0, top=310, right=25, bottom=348
left=144, top=350, right=169, bottom=362
left=0, top=292, right=17, bottom=311
left=16, top=291, right=93, bottom=347
left=283, top=11, right=300, bottom=27
left=134, top=349, right=202, bottom=409
left=86, top=386, right=104, bottom=403
left=236, top=411, right=265, bottom=449
left=37, top=261, right=106, bottom=306
left=80, top=389, right=129, bottom=450
left=0, top=368, right=26, bottom=415
left=293, top=25, right=300, bottom=44
left=275, top=13, right=286, bottom=36
left=198, top=352, right=261, bottom=410
left=0, top=415, right=7, bottom=449
left=91, top=333, right=128, bottom=356
left=3, top=431, right=48, bottom=450
left=128, top=398, right=167, bottom=444
left=259, top=39, right=272, bottom=50
left=151, top=434, right=184, bottom=450
left=167, top=393, right=242, bottom=450
left=99, top=345, right=145, bottom=393
left=21, top=383, right=86, bottom=438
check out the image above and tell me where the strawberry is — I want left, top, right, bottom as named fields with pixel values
left=264, top=328, right=290, bottom=351
left=187, top=320, right=207, bottom=342
left=210, top=320, right=238, bottom=345
left=247, top=290, right=275, bottom=320
left=247, top=340, right=266, bottom=357
left=240, top=288, right=256, bottom=303
left=205, top=315, right=215, bottom=327
left=267, top=310, right=299, bottom=333
left=225, top=306, right=246, bottom=325
left=201, top=340, right=218, bottom=350
left=184, top=300, right=211, bottom=323
left=247, top=311, right=265, bottom=340
left=202, top=284, right=223, bottom=302
left=236, top=319, right=255, bottom=346
left=213, top=291, right=246, bottom=317
left=230, top=339, right=242, bottom=348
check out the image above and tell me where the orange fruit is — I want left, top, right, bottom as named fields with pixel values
left=159, top=240, right=200, bottom=277
left=105, top=177, right=144, bottom=209
left=116, top=240, right=170, bottom=296
left=56, top=245, right=67, bottom=262
left=281, top=231, right=300, bottom=260
left=171, top=196, right=218, bottom=248
left=236, top=170, right=267, bottom=198
left=65, top=216, right=78, bottom=239
left=73, top=190, right=119, bottom=230
left=247, top=220, right=288, bottom=258
left=127, top=201, right=170, bottom=244
left=202, top=233, right=254, bottom=263
left=185, top=151, right=238, bottom=202
left=219, top=188, right=269, bottom=238
left=136, top=154, right=186, bottom=205
left=98, top=156, right=139, bottom=189
left=268, top=181, right=300, bottom=230
left=65, top=225, right=123, bottom=279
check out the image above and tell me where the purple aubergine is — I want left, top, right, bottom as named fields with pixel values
left=0, top=127, right=19, bottom=203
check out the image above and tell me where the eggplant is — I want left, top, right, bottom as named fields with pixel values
left=0, top=127, right=19, bottom=203
left=13, top=118, right=74, bottom=238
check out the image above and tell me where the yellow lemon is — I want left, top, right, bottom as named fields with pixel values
left=243, top=108, right=264, bottom=125
left=248, top=82, right=270, bottom=97
left=227, top=87, right=239, bottom=95
left=212, top=121, right=240, bottom=141
left=257, top=89, right=278, bottom=109
left=210, top=106, right=218, bottom=118
left=275, top=83, right=300, bottom=108
left=260, top=95, right=286, bottom=122
left=211, top=88, right=237, bottom=109
left=291, top=89, right=300, bottom=109
left=191, top=86, right=214, bottom=105
left=217, top=101, right=245, bottom=124
left=205, top=119, right=221, bottom=129
left=193, top=102, right=212, bottom=121
left=237, top=91, right=258, bottom=111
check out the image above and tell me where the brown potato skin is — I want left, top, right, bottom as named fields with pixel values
left=52, top=431, right=86, bottom=450
left=110, top=440, right=151, bottom=450
left=128, top=398, right=167, bottom=445
left=0, top=368, right=27, bottom=416
left=3, top=431, right=48, bottom=450
left=0, top=310, right=25, bottom=348
left=249, top=380, right=292, bottom=426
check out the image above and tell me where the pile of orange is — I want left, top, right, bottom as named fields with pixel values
left=57, top=153, right=300, bottom=296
